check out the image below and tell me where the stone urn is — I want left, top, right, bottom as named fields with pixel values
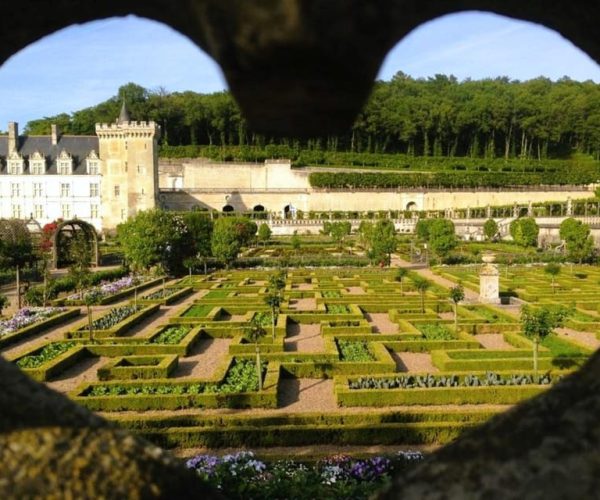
left=481, top=252, right=496, bottom=264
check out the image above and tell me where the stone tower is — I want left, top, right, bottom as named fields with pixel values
left=95, top=103, right=161, bottom=231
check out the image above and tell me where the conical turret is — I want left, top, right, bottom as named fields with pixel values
left=117, top=101, right=130, bottom=124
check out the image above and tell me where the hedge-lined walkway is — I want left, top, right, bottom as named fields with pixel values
left=172, top=338, right=232, bottom=379
left=284, top=323, right=325, bottom=352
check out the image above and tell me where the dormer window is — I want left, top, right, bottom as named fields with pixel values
left=86, top=150, right=100, bottom=175
left=29, top=151, right=46, bottom=175
left=57, top=150, right=73, bottom=175
left=7, top=151, right=24, bottom=175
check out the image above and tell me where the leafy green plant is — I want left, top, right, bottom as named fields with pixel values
left=16, top=342, right=76, bottom=369
left=85, top=304, right=142, bottom=331
left=418, top=323, right=455, bottom=341
left=327, top=304, right=349, bottom=314
left=151, top=325, right=192, bottom=344
left=349, top=372, right=556, bottom=390
left=337, top=340, right=375, bottom=362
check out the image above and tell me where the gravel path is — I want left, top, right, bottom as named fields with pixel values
left=476, top=333, right=516, bottom=350
left=346, top=286, right=366, bottom=295
left=392, top=352, right=438, bottom=373
left=278, top=378, right=337, bottom=411
left=172, top=338, right=232, bottom=379
left=364, top=313, right=397, bottom=334
left=288, top=298, right=317, bottom=311
left=285, top=323, right=325, bottom=352
left=556, top=327, right=600, bottom=350
left=46, top=356, right=109, bottom=394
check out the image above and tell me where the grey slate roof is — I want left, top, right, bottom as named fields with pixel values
left=0, top=135, right=99, bottom=175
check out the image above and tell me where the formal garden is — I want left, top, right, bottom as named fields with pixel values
left=1, top=208, right=599, bottom=498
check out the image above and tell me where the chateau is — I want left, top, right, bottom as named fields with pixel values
left=0, top=105, right=596, bottom=236
left=0, top=104, right=160, bottom=232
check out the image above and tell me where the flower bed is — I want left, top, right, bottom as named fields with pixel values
left=0, top=307, right=67, bottom=337
left=16, top=341, right=76, bottom=369
left=418, top=323, right=455, bottom=341
left=150, top=325, right=192, bottom=344
left=139, top=286, right=193, bottom=306
left=337, top=339, right=375, bottom=362
left=73, top=359, right=281, bottom=411
left=60, top=276, right=164, bottom=305
left=67, top=304, right=160, bottom=339
left=184, top=450, right=424, bottom=500
left=0, top=307, right=79, bottom=348
left=12, top=341, right=87, bottom=381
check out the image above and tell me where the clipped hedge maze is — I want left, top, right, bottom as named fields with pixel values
left=3, top=268, right=593, bottom=449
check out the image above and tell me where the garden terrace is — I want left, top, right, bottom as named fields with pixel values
left=2, top=267, right=594, bottom=452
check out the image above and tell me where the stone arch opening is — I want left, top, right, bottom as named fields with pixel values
left=253, top=204, right=265, bottom=212
left=52, top=219, right=99, bottom=269
left=406, top=201, right=418, bottom=211
left=222, top=204, right=234, bottom=213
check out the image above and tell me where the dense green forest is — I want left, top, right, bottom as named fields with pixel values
left=24, top=73, right=600, bottom=160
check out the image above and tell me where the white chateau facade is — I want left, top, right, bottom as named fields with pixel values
left=0, top=103, right=596, bottom=237
left=0, top=104, right=160, bottom=233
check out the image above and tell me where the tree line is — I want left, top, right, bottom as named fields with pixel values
left=22, top=74, right=600, bottom=160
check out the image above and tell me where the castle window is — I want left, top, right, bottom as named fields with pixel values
left=121, top=209, right=126, bottom=220
left=11, top=204, right=22, bottom=218
left=90, top=183, right=99, bottom=197
left=60, top=183, right=70, bottom=197
left=61, top=204, right=71, bottom=219
left=33, top=183, right=43, bottom=197
left=141, top=188, right=145, bottom=195
left=29, top=152, right=46, bottom=175
left=57, top=150, right=73, bottom=175
left=7, top=151, right=24, bottom=175
left=124, top=161, right=128, bottom=172
left=90, top=204, right=99, bottom=219
left=10, top=183, right=20, bottom=197
left=86, top=150, right=100, bottom=174
left=114, top=185, right=120, bottom=197
left=34, top=204, right=44, bottom=219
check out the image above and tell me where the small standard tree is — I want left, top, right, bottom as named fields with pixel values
left=265, top=291, right=282, bottom=342
left=290, top=232, right=302, bottom=254
left=83, top=289, right=102, bottom=343
left=544, top=262, right=561, bottom=293
left=244, top=317, right=267, bottom=391
left=67, top=231, right=93, bottom=300
left=394, top=268, right=409, bottom=295
left=449, top=284, right=465, bottom=333
left=0, top=219, right=35, bottom=309
left=483, top=218, right=499, bottom=241
left=520, top=305, right=569, bottom=375
left=413, top=276, right=431, bottom=313
left=257, top=223, right=272, bottom=247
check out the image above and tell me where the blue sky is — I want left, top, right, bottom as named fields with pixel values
left=0, top=11, right=599, bottom=130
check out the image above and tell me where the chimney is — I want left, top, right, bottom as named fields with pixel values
left=8, top=122, right=18, bottom=153
left=51, top=124, right=60, bottom=145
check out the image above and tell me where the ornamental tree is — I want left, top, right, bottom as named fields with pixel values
left=427, top=219, right=457, bottom=260
left=0, top=219, right=35, bottom=309
left=559, top=217, right=595, bottom=263
left=544, top=263, right=561, bottom=293
left=449, top=284, right=465, bottom=332
left=509, top=217, right=539, bottom=247
left=244, top=317, right=267, bottom=391
left=520, top=305, right=570, bottom=375
left=368, top=220, right=397, bottom=266
left=257, top=223, right=272, bottom=246
left=483, top=218, right=499, bottom=241
left=412, top=276, right=431, bottom=313
left=394, top=267, right=409, bottom=295
left=117, top=209, right=191, bottom=272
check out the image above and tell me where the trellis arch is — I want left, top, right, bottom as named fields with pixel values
left=51, top=219, right=99, bottom=269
